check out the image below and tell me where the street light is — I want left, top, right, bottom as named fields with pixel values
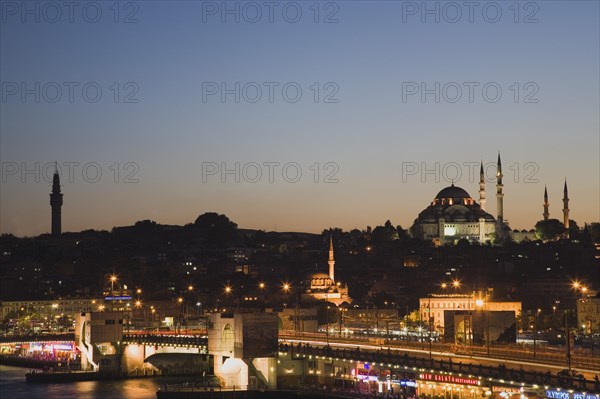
left=533, top=308, right=541, bottom=358
left=177, top=297, right=184, bottom=332
left=109, top=275, right=118, bottom=311
left=475, top=298, right=490, bottom=355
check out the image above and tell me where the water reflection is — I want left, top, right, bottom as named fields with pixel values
left=0, top=365, right=190, bottom=399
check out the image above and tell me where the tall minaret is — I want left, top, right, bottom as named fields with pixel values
left=49, top=164, right=63, bottom=236
left=543, top=185, right=550, bottom=221
left=496, top=152, right=504, bottom=222
left=328, top=233, right=335, bottom=282
left=479, top=161, right=486, bottom=211
left=563, top=179, right=570, bottom=231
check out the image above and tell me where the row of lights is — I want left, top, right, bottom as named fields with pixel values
left=278, top=349, right=580, bottom=392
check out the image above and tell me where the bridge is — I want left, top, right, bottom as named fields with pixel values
left=3, top=328, right=599, bottom=394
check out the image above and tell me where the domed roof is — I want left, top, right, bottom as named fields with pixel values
left=435, top=184, right=471, bottom=199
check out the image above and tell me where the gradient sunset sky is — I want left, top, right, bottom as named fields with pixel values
left=1, top=1, right=598, bottom=236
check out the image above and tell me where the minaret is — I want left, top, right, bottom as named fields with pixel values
left=479, top=161, right=486, bottom=211
left=328, top=233, right=335, bottom=282
left=563, top=179, right=570, bottom=231
left=496, top=152, right=504, bottom=222
left=543, top=185, right=550, bottom=221
left=49, top=164, right=63, bottom=236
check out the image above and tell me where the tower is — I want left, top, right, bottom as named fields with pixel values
left=543, top=185, right=550, bottom=221
left=328, top=233, right=335, bottom=282
left=563, top=179, right=569, bottom=231
left=496, top=152, right=504, bottom=222
left=479, top=161, right=486, bottom=211
left=49, top=164, right=63, bottom=236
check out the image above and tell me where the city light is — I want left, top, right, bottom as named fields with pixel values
left=282, top=283, right=291, bottom=292
left=259, top=282, right=265, bottom=289
left=224, top=286, right=232, bottom=294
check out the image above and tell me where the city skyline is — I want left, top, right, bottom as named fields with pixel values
left=1, top=1, right=599, bottom=236
left=0, top=156, right=592, bottom=237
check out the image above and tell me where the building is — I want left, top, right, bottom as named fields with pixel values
left=301, top=234, right=351, bottom=306
left=410, top=182, right=497, bottom=244
left=208, top=312, right=278, bottom=389
left=276, top=307, right=318, bottom=333
left=49, top=165, right=63, bottom=236
left=411, top=157, right=501, bottom=244
left=419, top=291, right=521, bottom=341
left=577, top=292, right=600, bottom=334
left=75, top=311, right=124, bottom=372
left=1, top=298, right=100, bottom=320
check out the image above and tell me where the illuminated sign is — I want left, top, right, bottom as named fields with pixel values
left=546, top=392, right=600, bottom=399
left=419, top=373, right=480, bottom=386
left=546, top=391, right=570, bottom=399
left=397, top=380, right=417, bottom=387
left=492, top=387, right=522, bottom=394
left=53, top=344, right=73, bottom=351
left=104, top=296, right=132, bottom=301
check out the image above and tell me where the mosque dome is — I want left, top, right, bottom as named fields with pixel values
left=435, top=184, right=471, bottom=200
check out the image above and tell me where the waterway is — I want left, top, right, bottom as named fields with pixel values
left=0, top=365, right=191, bottom=399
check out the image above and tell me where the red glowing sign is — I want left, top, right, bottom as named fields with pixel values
left=419, top=373, right=480, bottom=386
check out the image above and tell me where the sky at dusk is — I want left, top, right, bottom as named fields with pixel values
left=1, top=0, right=599, bottom=236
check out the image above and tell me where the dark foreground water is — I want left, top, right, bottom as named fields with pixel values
left=0, top=365, right=191, bottom=399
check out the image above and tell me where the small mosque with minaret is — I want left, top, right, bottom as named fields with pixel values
left=301, top=234, right=352, bottom=306
left=410, top=154, right=504, bottom=244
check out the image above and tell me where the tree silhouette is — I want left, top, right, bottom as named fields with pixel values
left=193, top=212, right=238, bottom=246
left=535, top=219, right=565, bottom=240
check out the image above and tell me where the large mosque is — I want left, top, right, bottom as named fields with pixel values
left=410, top=153, right=571, bottom=244
left=410, top=155, right=503, bottom=244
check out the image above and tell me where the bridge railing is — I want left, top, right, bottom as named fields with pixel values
left=122, top=333, right=207, bottom=348
left=279, top=331, right=600, bottom=370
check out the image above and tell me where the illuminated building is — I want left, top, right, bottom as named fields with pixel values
left=576, top=290, right=599, bottom=334
left=301, top=234, right=352, bottom=306
left=419, top=291, right=521, bottom=342
left=410, top=180, right=497, bottom=244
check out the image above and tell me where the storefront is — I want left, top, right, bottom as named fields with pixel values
left=417, top=372, right=487, bottom=399
left=349, top=362, right=417, bottom=396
